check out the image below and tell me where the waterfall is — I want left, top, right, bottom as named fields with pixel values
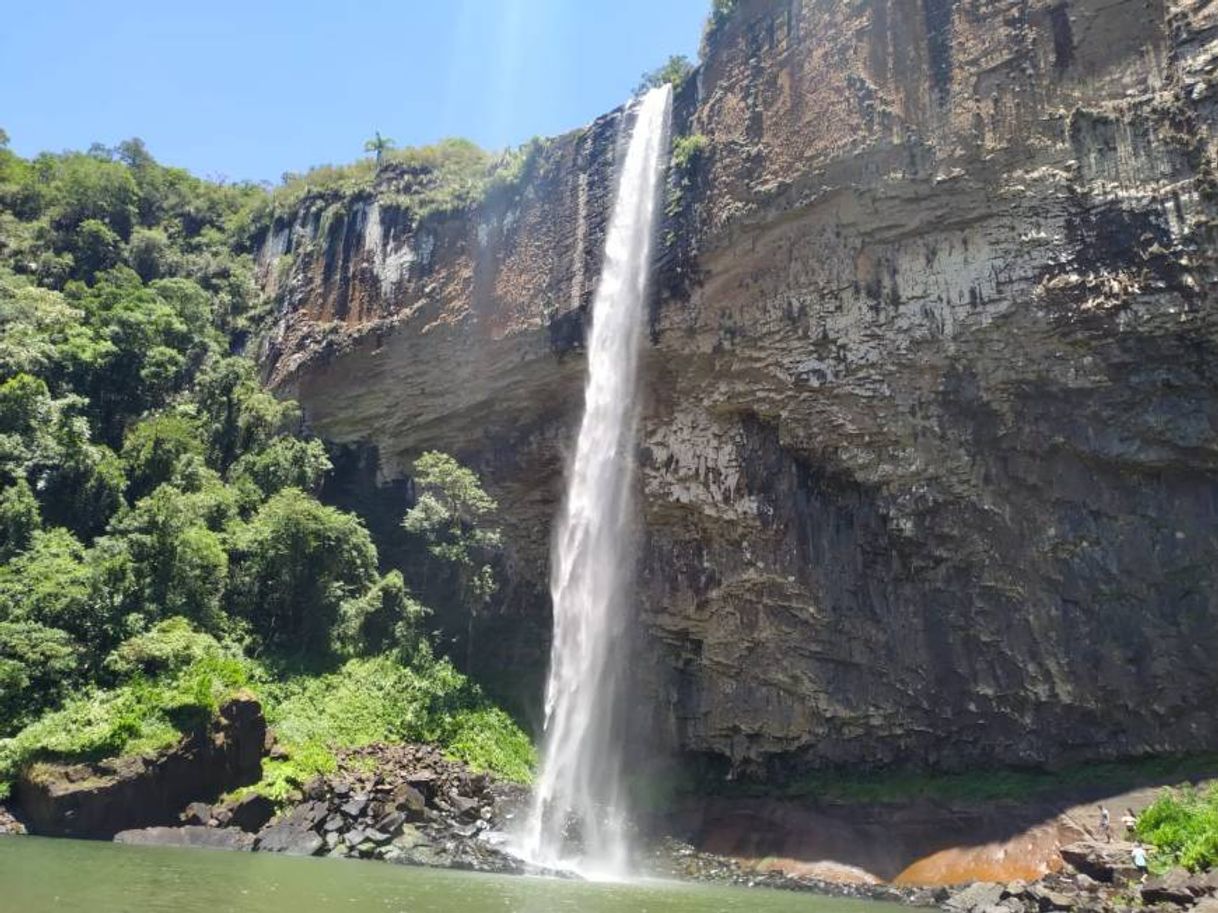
left=520, top=84, right=672, bottom=878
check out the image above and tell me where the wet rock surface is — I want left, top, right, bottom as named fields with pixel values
left=114, top=825, right=256, bottom=851
left=0, top=803, right=26, bottom=835
left=239, top=743, right=534, bottom=874
left=645, top=837, right=924, bottom=904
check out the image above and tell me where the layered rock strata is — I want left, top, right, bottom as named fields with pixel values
left=256, top=0, right=1218, bottom=774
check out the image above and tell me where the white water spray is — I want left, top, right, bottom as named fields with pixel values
left=520, top=85, right=672, bottom=877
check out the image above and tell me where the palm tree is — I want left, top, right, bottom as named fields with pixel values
left=363, top=131, right=395, bottom=165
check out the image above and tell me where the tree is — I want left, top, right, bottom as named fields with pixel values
left=636, top=54, right=695, bottom=94
left=402, top=452, right=501, bottom=668
left=0, top=479, right=40, bottom=561
left=0, top=527, right=126, bottom=661
left=194, top=357, right=298, bottom=472
left=121, top=412, right=206, bottom=501
left=108, top=485, right=230, bottom=634
left=231, top=488, right=379, bottom=657
left=363, top=131, right=395, bottom=165
left=229, top=436, right=331, bottom=498
left=68, top=218, right=122, bottom=279
left=333, top=569, right=430, bottom=658
left=0, top=620, right=79, bottom=734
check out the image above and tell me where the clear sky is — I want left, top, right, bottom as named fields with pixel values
left=2, top=0, right=708, bottom=184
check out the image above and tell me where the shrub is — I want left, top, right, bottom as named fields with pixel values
left=249, top=653, right=534, bottom=801
left=104, top=616, right=227, bottom=679
left=1137, top=785, right=1218, bottom=872
left=672, top=133, right=710, bottom=171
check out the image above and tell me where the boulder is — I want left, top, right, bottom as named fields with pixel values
left=1143, top=868, right=1198, bottom=906
left=374, top=810, right=406, bottom=834
left=1025, top=884, right=1078, bottom=911
left=179, top=802, right=212, bottom=826
left=1188, top=872, right=1218, bottom=898
left=0, top=804, right=27, bottom=835
left=947, top=882, right=1007, bottom=913
left=226, top=793, right=275, bottom=833
left=254, top=800, right=327, bottom=855
left=255, top=822, right=324, bottom=856
left=115, top=825, right=254, bottom=851
left=449, top=794, right=480, bottom=821
left=392, top=784, right=426, bottom=818
left=1060, top=842, right=1139, bottom=884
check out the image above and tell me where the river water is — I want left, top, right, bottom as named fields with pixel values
left=0, top=837, right=903, bottom=913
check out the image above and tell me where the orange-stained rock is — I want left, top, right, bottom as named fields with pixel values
left=752, top=857, right=882, bottom=885
left=894, top=822, right=1065, bottom=886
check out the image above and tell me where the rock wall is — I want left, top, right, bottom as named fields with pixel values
left=256, top=0, right=1218, bottom=774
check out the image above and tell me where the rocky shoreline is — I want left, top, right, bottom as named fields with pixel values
left=3, top=739, right=1217, bottom=913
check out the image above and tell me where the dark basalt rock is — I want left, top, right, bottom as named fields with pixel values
left=14, top=695, right=265, bottom=839
left=225, top=793, right=276, bottom=833
left=1142, top=870, right=1202, bottom=907
left=241, top=742, right=522, bottom=874
left=114, top=825, right=255, bottom=851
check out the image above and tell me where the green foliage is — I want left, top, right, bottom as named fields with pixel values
left=193, top=356, right=299, bottom=472
left=1137, top=784, right=1218, bottom=872
left=404, top=451, right=501, bottom=574
left=251, top=652, right=533, bottom=801
left=0, top=135, right=529, bottom=793
left=0, top=479, right=39, bottom=561
left=333, top=569, right=429, bottom=659
left=0, top=620, right=79, bottom=734
left=403, top=451, right=501, bottom=664
left=120, top=411, right=206, bottom=501
left=229, top=436, right=330, bottom=498
left=435, top=706, right=536, bottom=783
left=0, top=528, right=122, bottom=657
left=672, top=133, right=709, bottom=171
left=256, top=136, right=545, bottom=241
left=0, top=648, right=254, bottom=796
left=104, top=616, right=229, bottom=679
left=107, top=484, right=232, bottom=633
left=231, top=489, right=378, bottom=656
left=637, top=55, right=695, bottom=95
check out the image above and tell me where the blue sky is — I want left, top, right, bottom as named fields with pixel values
left=2, top=0, right=707, bottom=184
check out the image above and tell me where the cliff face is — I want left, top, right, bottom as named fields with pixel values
left=256, top=0, right=1218, bottom=774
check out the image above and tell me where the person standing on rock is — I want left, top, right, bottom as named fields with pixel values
left=1121, top=808, right=1138, bottom=835
left=1133, top=843, right=1148, bottom=880
left=1099, top=805, right=1111, bottom=842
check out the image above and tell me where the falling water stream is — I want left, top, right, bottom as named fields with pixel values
left=519, top=84, right=672, bottom=878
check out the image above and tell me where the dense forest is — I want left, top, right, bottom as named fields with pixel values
left=0, top=130, right=534, bottom=800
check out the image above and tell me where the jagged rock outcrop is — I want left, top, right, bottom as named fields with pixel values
left=15, top=695, right=265, bottom=838
left=255, top=0, right=1218, bottom=775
